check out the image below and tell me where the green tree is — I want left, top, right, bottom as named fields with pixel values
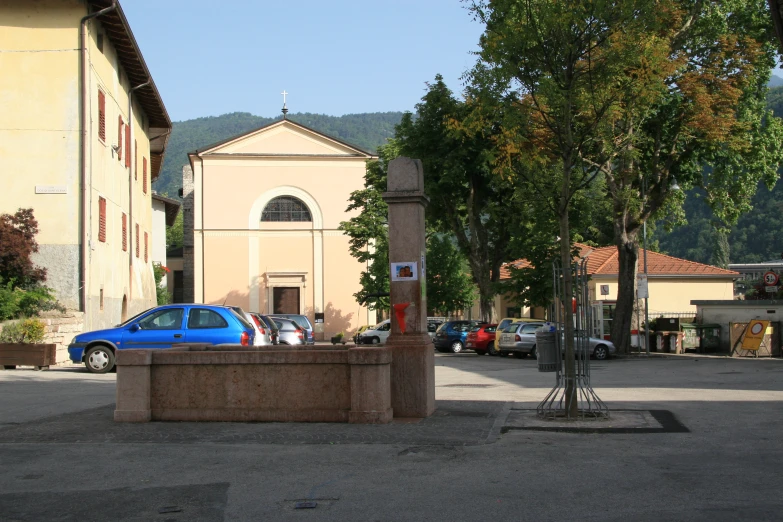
left=471, top=0, right=678, bottom=414
left=166, top=211, right=183, bottom=250
left=593, top=0, right=783, bottom=350
left=340, top=141, right=481, bottom=317
left=394, top=77, right=519, bottom=321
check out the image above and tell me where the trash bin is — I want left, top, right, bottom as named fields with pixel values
left=681, top=324, right=700, bottom=352
left=697, top=324, right=721, bottom=353
left=536, top=331, right=558, bottom=372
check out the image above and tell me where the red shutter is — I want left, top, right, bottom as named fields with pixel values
left=125, top=124, right=131, bottom=168
left=143, top=157, right=148, bottom=194
left=144, top=232, right=148, bottom=263
left=134, top=140, right=138, bottom=180
left=98, top=91, right=106, bottom=142
left=117, top=116, right=123, bottom=162
left=122, top=213, right=127, bottom=251
left=135, top=223, right=139, bottom=258
left=98, top=197, right=107, bottom=243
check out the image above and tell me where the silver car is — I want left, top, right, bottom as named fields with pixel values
left=498, top=322, right=544, bottom=358
left=271, top=317, right=307, bottom=345
left=558, top=331, right=616, bottom=360
left=248, top=313, right=278, bottom=345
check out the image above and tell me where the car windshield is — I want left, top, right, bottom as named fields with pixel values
left=117, top=308, right=152, bottom=327
left=470, top=325, right=482, bottom=333
left=503, top=323, right=520, bottom=333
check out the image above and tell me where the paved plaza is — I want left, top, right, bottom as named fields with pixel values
left=1, top=353, right=782, bottom=520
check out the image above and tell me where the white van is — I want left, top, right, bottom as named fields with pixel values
left=359, top=319, right=391, bottom=344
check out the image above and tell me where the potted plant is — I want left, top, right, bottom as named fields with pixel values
left=330, top=331, right=346, bottom=345
left=0, top=318, right=56, bottom=370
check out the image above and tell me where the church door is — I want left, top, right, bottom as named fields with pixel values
left=273, top=287, right=300, bottom=314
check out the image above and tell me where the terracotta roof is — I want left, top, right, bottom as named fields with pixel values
left=501, top=243, right=739, bottom=279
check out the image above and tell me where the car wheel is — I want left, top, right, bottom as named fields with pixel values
left=530, top=345, right=537, bottom=359
left=370, top=337, right=380, bottom=345
left=488, top=342, right=499, bottom=356
left=513, top=352, right=525, bottom=359
left=593, top=345, right=610, bottom=360
left=450, top=341, right=464, bottom=353
left=85, top=345, right=115, bottom=374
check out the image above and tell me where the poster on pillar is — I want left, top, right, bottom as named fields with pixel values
left=391, top=262, right=418, bottom=281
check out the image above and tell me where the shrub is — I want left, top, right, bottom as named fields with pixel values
left=0, top=318, right=46, bottom=344
left=153, top=263, right=171, bottom=305
left=0, top=279, right=64, bottom=320
left=0, top=209, right=47, bottom=288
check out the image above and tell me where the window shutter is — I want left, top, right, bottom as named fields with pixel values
left=143, top=157, right=148, bottom=194
left=98, top=90, right=106, bottom=142
left=125, top=124, right=131, bottom=168
left=98, top=197, right=107, bottom=243
left=134, top=140, right=138, bottom=180
left=144, top=232, right=148, bottom=263
left=117, top=116, right=123, bottom=162
left=122, top=213, right=127, bottom=251
left=135, top=223, right=139, bottom=258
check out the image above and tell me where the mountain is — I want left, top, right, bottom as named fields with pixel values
left=769, top=74, right=783, bottom=88
left=152, top=111, right=404, bottom=197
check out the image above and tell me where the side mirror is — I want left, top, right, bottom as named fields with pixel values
left=129, top=323, right=140, bottom=332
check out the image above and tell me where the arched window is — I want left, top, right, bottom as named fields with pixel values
left=261, top=196, right=312, bottom=222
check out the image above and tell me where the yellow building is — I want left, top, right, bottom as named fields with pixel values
left=183, top=117, right=377, bottom=339
left=0, top=0, right=171, bottom=330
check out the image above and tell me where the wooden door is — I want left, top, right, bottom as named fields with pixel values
left=273, top=287, right=300, bottom=314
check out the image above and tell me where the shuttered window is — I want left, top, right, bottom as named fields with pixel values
left=134, top=140, right=138, bottom=180
left=98, top=197, right=107, bottom=243
left=98, top=90, right=106, bottom=142
left=143, top=157, right=148, bottom=194
left=135, top=223, right=139, bottom=258
left=117, top=116, right=123, bottom=162
left=124, top=124, right=131, bottom=168
left=144, top=232, right=148, bottom=263
left=121, top=213, right=127, bottom=251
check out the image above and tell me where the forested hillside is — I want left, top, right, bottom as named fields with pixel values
left=655, top=85, right=783, bottom=265
left=152, top=111, right=403, bottom=197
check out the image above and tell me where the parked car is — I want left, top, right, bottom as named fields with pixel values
left=68, top=304, right=256, bottom=374
left=269, top=314, right=315, bottom=344
left=466, top=323, right=498, bottom=355
left=270, top=317, right=307, bottom=345
left=492, top=317, right=544, bottom=355
left=427, top=319, right=445, bottom=339
left=248, top=313, right=278, bottom=345
left=558, top=330, right=616, bottom=360
left=498, top=322, right=545, bottom=358
left=360, top=319, right=391, bottom=344
left=433, top=320, right=487, bottom=353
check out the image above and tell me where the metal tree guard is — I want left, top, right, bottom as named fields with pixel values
left=537, top=258, right=609, bottom=420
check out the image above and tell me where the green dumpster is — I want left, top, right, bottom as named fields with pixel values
left=681, top=324, right=699, bottom=352
left=698, top=324, right=721, bottom=353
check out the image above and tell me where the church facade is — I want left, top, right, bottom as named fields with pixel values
left=182, top=118, right=377, bottom=339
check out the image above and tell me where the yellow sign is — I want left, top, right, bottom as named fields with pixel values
left=740, top=320, right=769, bottom=351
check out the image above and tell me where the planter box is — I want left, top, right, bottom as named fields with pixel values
left=0, top=343, right=57, bottom=370
left=114, top=344, right=393, bottom=424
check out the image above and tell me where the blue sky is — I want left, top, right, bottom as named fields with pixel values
left=121, top=1, right=485, bottom=122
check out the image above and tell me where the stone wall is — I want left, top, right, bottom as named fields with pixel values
left=0, top=312, right=84, bottom=365
left=182, top=165, right=195, bottom=303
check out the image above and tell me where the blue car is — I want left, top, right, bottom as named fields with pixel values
left=68, top=304, right=256, bottom=374
left=433, top=320, right=487, bottom=354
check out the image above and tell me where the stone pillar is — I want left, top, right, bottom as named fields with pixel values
left=181, top=165, right=195, bottom=303
left=114, top=350, right=152, bottom=422
left=381, top=157, right=435, bottom=418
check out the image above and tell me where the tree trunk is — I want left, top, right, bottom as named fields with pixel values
left=612, top=236, right=639, bottom=353
left=559, top=208, right=577, bottom=417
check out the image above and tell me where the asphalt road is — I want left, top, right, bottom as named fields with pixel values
left=1, top=352, right=782, bottom=521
